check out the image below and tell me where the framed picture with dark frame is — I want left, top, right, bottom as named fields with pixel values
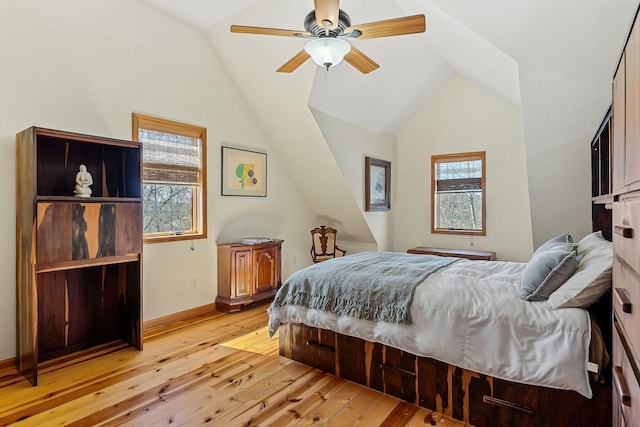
left=365, top=156, right=391, bottom=211
left=221, top=146, right=267, bottom=197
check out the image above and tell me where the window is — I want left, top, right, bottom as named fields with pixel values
left=431, top=151, right=486, bottom=235
left=133, top=113, right=207, bottom=242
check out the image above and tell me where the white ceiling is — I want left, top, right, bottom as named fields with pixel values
left=138, top=0, right=639, bottom=246
left=139, top=0, right=531, bottom=135
left=139, top=0, right=639, bottom=135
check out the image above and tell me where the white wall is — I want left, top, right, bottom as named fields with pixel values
left=311, top=108, right=394, bottom=251
left=394, top=76, right=534, bottom=261
left=519, top=68, right=607, bottom=247
left=206, top=15, right=377, bottom=248
left=0, top=0, right=316, bottom=360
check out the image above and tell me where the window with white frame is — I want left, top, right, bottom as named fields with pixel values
left=431, top=151, right=486, bottom=235
left=133, top=113, right=207, bottom=242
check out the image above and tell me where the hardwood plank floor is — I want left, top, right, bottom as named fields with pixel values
left=0, top=305, right=463, bottom=426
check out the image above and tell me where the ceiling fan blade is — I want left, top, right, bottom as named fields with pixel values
left=314, top=0, right=340, bottom=30
left=346, top=14, right=426, bottom=40
left=230, top=25, right=309, bottom=38
left=344, top=46, right=380, bottom=74
left=277, top=50, right=311, bottom=73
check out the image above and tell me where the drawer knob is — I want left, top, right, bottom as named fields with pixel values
left=615, top=226, right=634, bottom=239
left=613, top=366, right=631, bottom=407
left=615, top=288, right=633, bottom=313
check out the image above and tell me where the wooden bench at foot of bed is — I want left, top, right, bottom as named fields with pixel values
left=279, top=323, right=611, bottom=427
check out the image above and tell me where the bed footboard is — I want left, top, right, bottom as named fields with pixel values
left=279, top=323, right=611, bottom=427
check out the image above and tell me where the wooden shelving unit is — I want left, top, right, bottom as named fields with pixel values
left=591, top=108, right=613, bottom=241
left=611, top=5, right=640, bottom=425
left=16, top=127, right=143, bottom=386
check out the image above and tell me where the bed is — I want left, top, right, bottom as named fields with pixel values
left=268, top=232, right=614, bottom=426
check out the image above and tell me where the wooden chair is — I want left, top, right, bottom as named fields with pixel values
left=310, top=226, right=347, bottom=263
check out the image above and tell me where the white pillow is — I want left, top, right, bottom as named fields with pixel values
left=578, top=231, right=608, bottom=258
left=547, top=233, right=612, bottom=309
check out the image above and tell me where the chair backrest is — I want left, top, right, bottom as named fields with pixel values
left=310, top=226, right=346, bottom=262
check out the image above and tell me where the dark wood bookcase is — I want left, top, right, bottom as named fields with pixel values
left=16, top=127, right=143, bottom=385
left=591, top=107, right=613, bottom=241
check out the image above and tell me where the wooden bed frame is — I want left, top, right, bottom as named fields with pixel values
left=277, top=292, right=612, bottom=427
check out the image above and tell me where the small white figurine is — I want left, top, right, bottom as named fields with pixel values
left=74, top=164, right=93, bottom=198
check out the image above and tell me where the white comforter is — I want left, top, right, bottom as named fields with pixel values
left=268, top=259, right=593, bottom=398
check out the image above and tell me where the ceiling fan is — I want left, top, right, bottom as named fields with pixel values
left=230, top=0, right=426, bottom=74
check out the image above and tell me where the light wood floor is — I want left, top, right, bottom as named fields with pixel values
left=0, top=305, right=463, bottom=426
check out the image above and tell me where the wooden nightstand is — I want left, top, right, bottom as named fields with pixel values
left=216, top=239, right=284, bottom=313
left=407, top=247, right=496, bottom=261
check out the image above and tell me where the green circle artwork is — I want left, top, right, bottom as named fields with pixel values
left=235, top=163, right=258, bottom=189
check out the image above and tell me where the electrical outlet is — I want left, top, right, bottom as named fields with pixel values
left=292, top=256, right=297, bottom=265
left=190, top=278, right=198, bottom=289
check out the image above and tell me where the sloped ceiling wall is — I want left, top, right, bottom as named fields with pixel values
left=311, top=108, right=395, bottom=251
left=144, top=0, right=640, bottom=248
left=433, top=0, right=639, bottom=245
left=202, top=0, right=523, bottom=247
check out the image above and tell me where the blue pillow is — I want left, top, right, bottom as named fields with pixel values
left=537, top=232, right=575, bottom=253
left=521, top=248, right=578, bottom=301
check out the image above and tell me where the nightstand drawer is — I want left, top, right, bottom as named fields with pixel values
left=407, top=247, right=496, bottom=261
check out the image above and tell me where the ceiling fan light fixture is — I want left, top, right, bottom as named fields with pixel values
left=304, top=38, right=351, bottom=69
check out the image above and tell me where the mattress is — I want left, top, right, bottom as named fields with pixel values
left=268, top=259, right=594, bottom=398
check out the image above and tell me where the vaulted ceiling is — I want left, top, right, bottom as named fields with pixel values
left=139, top=0, right=639, bottom=246
left=139, top=0, right=525, bottom=135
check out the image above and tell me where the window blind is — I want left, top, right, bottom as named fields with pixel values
left=436, top=160, right=482, bottom=192
left=140, top=129, right=201, bottom=185
left=436, top=177, right=482, bottom=192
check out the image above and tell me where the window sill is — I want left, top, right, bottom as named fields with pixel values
left=144, top=233, right=207, bottom=244
left=431, top=229, right=486, bottom=236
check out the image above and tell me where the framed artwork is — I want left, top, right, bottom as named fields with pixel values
left=365, top=156, right=391, bottom=211
left=221, top=146, right=267, bottom=197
